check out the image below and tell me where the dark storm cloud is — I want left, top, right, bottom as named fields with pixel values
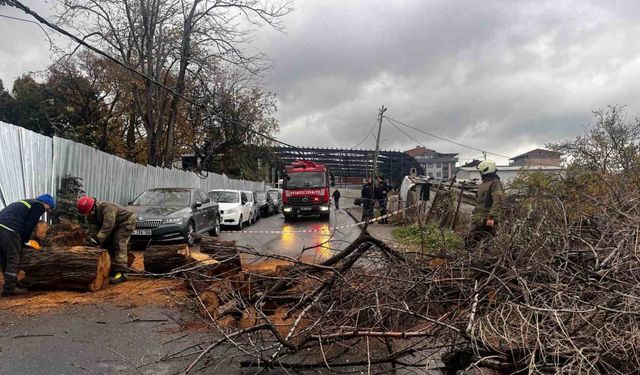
left=255, top=0, right=640, bottom=163
left=3, top=1, right=640, bottom=165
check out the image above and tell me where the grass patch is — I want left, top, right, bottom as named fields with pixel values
left=392, top=223, right=463, bottom=252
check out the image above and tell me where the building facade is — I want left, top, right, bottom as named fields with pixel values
left=404, top=146, right=459, bottom=179
left=510, top=148, right=562, bottom=167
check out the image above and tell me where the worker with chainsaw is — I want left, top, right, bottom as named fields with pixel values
left=0, top=194, right=55, bottom=296
left=467, top=160, right=505, bottom=247
left=77, top=197, right=136, bottom=284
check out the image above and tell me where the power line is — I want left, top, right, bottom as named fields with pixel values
left=384, top=115, right=513, bottom=159
left=385, top=117, right=428, bottom=149
left=0, top=13, right=53, bottom=48
left=1, top=0, right=301, bottom=154
left=349, top=120, right=377, bottom=150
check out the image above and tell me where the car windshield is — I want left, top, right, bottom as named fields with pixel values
left=256, top=192, right=266, bottom=201
left=285, top=172, right=325, bottom=188
left=269, top=192, right=279, bottom=200
left=209, top=191, right=239, bottom=203
left=132, top=189, right=191, bottom=206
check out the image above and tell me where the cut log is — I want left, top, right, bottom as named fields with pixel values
left=20, top=246, right=111, bottom=292
left=199, top=281, right=244, bottom=319
left=143, top=244, right=189, bottom=273
left=199, top=237, right=242, bottom=274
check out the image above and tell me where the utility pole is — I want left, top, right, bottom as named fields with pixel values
left=372, top=105, right=387, bottom=181
left=363, top=105, right=387, bottom=230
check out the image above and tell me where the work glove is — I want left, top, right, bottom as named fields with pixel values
left=486, top=218, right=495, bottom=228
left=23, top=240, right=41, bottom=250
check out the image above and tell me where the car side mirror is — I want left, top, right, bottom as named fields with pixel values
left=193, top=201, right=203, bottom=208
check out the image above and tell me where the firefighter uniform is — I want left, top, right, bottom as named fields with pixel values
left=88, top=201, right=136, bottom=274
left=468, top=172, right=504, bottom=246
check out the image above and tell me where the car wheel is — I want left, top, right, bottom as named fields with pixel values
left=186, top=220, right=196, bottom=246
left=237, top=215, right=243, bottom=230
left=208, top=215, right=221, bottom=237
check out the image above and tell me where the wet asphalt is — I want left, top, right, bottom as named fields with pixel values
left=220, top=204, right=360, bottom=265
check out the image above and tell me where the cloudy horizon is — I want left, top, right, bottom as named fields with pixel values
left=3, top=1, right=640, bottom=165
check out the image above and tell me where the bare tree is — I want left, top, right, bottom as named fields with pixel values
left=56, top=0, right=291, bottom=166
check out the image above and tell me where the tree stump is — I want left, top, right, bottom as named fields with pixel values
left=143, top=244, right=189, bottom=273
left=20, top=246, right=111, bottom=292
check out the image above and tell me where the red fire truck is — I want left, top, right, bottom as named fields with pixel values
left=282, top=160, right=334, bottom=221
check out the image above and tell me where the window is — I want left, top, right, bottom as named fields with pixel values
left=436, top=172, right=442, bottom=178
left=197, top=190, right=209, bottom=203
left=285, top=172, right=326, bottom=188
left=209, top=191, right=239, bottom=203
left=443, top=170, right=449, bottom=178
left=427, top=163, right=434, bottom=168
left=132, top=189, right=191, bottom=206
left=436, top=163, right=441, bottom=168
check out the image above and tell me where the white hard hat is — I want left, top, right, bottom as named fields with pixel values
left=477, top=160, right=497, bottom=175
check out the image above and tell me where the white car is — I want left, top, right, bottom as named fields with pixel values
left=242, top=190, right=260, bottom=224
left=208, top=190, right=252, bottom=229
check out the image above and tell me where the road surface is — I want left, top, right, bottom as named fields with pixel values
left=220, top=205, right=360, bottom=265
left=0, top=205, right=360, bottom=375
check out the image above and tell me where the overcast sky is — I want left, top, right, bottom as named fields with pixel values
left=3, top=1, right=640, bottom=164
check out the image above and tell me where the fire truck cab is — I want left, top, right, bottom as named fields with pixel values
left=282, top=160, right=333, bottom=221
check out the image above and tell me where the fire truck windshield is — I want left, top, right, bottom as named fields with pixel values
left=286, top=172, right=325, bottom=188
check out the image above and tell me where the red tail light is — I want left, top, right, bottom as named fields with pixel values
left=324, top=188, right=329, bottom=203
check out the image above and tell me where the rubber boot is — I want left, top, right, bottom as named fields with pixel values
left=109, top=272, right=128, bottom=285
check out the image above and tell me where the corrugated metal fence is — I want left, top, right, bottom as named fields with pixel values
left=0, top=121, right=265, bottom=209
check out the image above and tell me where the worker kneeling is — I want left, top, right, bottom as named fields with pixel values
left=77, top=197, right=136, bottom=284
left=0, top=194, right=55, bottom=296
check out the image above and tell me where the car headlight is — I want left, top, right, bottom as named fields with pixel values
left=283, top=207, right=292, bottom=212
left=225, top=208, right=238, bottom=214
left=162, top=217, right=183, bottom=225
left=320, top=206, right=329, bottom=211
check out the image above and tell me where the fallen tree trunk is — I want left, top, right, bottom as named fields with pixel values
left=20, top=246, right=111, bottom=292
left=143, top=244, right=190, bottom=273
left=200, top=237, right=242, bottom=274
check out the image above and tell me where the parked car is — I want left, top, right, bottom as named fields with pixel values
left=242, top=190, right=259, bottom=224
left=268, top=189, right=283, bottom=213
left=208, top=189, right=252, bottom=229
left=255, top=191, right=275, bottom=217
left=128, top=187, right=220, bottom=247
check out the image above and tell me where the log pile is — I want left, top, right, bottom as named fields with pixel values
left=20, top=246, right=111, bottom=292
left=41, top=219, right=88, bottom=246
